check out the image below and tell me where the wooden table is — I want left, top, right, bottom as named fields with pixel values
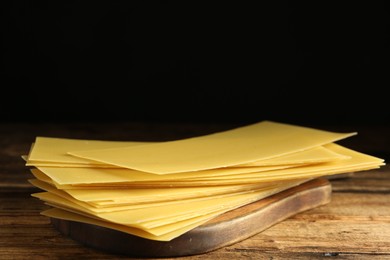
left=1, top=122, right=389, bottom=259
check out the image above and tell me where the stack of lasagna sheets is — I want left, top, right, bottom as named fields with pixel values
left=24, top=121, right=385, bottom=241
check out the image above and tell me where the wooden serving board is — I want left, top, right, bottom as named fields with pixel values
left=51, top=178, right=331, bottom=257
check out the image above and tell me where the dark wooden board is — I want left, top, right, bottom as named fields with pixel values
left=51, top=178, right=331, bottom=257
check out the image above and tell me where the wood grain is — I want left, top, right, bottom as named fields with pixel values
left=0, top=122, right=389, bottom=259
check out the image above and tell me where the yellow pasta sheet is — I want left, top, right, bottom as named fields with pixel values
left=33, top=164, right=295, bottom=186
left=235, top=145, right=349, bottom=166
left=183, top=144, right=383, bottom=180
left=26, top=120, right=386, bottom=242
left=26, top=142, right=349, bottom=168
left=51, top=161, right=379, bottom=189
left=32, top=180, right=302, bottom=230
left=29, top=178, right=280, bottom=206
left=67, top=121, right=356, bottom=174
left=38, top=144, right=384, bottom=188
left=26, top=137, right=149, bottom=165
left=30, top=179, right=284, bottom=213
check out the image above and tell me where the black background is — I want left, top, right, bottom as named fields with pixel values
left=2, top=1, right=390, bottom=125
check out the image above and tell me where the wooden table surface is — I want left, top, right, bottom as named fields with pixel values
left=1, top=121, right=389, bottom=259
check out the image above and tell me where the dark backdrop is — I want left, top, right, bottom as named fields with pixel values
left=2, top=1, right=390, bottom=125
